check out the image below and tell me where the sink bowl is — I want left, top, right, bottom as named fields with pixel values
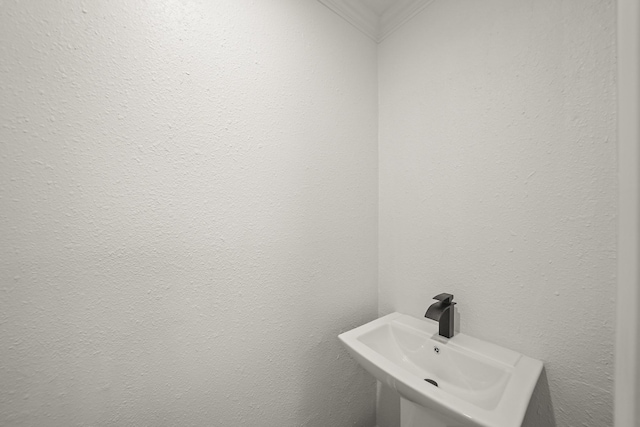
left=339, top=313, right=543, bottom=427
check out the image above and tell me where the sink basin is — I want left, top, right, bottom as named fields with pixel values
left=339, top=312, right=543, bottom=427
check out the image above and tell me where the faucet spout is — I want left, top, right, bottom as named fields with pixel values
left=425, top=293, right=456, bottom=338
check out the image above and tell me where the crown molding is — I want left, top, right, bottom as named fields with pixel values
left=318, top=0, right=434, bottom=43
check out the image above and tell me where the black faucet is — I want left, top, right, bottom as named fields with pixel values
left=425, top=293, right=456, bottom=338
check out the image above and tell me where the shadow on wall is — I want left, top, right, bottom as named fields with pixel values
left=522, top=368, right=557, bottom=427
left=297, top=334, right=377, bottom=427
left=377, top=382, right=401, bottom=427
left=295, top=312, right=378, bottom=427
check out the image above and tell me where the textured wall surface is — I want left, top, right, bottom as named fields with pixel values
left=0, top=1, right=379, bottom=426
left=378, top=1, right=616, bottom=426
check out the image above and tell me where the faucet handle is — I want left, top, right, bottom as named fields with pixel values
left=433, top=293, right=454, bottom=305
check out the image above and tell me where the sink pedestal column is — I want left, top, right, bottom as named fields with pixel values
left=400, top=397, right=462, bottom=427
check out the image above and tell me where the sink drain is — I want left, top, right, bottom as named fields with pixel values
left=424, top=379, right=438, bottom=387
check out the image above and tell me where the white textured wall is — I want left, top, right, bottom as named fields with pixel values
left=378, top=1, right=616, bottom=426
left=0, top=1, right=378, bottom=426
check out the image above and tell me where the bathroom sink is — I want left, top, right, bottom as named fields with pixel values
left=339, top=313, right=543, bottom=427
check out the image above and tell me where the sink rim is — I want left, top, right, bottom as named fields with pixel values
left=339, top=312, right=544, bottom=427
left=358, top=319, right=514, bottom=409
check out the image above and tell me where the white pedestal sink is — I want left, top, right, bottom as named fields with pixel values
left=339, top=313, right=543, bottom=427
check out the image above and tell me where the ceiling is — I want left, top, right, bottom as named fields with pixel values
left=318, top=0, right=435, bottom=43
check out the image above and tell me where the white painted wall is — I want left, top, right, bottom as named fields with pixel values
left=0, top=1, right=379, bottom=426
left=615, top=0, right=640, bottom=426
left=378, top=1, right=616, bottom=426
